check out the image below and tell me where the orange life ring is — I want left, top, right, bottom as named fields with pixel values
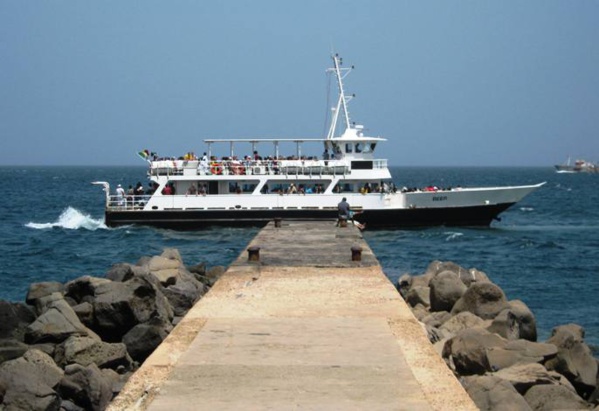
left=210, top=163, right=222, bottom=175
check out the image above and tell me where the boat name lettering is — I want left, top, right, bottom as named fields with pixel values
left=432, top=196, right=448, bottom=202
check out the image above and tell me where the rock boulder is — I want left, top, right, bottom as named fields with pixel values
left=451, top=282, right=510, bottom=320
left=429, top=270, right=467, bottom=312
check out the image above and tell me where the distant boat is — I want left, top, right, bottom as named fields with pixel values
left=555, top=157, right=598, bottom=173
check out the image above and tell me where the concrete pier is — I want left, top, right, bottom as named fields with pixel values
left=108, top=220, right=477, bottom=410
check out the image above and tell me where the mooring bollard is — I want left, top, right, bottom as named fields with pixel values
left=274, top=217, right=282, bottom=228
left=351, top=245, right=362, bottom=261
left=247, top=246, right=261, bottom=262
left=339, top=219, right=348, bottom=228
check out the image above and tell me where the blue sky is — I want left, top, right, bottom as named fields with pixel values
left=1, top=1, right=598, bottom=166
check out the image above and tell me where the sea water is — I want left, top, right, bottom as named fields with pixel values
left=0, top=166, right=597, bottom=351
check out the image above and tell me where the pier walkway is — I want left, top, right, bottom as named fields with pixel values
left=109, top=220, right=476, bottom=410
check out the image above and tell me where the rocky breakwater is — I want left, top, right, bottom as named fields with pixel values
left=399, top=260, right=599, bottom=410
left=0, top=248, right=224, bottom=411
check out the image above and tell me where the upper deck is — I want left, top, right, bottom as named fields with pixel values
left=148, top=157, right=389, bottom=178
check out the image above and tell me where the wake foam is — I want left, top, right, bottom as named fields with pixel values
left=26, top=207, right=107, bottom=231
left=444, top=232, right=463, bottom=241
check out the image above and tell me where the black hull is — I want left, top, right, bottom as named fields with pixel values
left=105, top=203, right=515, bottom=229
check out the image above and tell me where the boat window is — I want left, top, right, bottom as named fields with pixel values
left=229, top=182, right=257, bottom=193
left=333, top=182, right=356, bottom=193
left=345, top=143, right=353, bottom=153
left=362, top=143, right=373, bottom=154
left=265, top=182, right=326, bottom=194
left=355, top=143, right=362, bottom=153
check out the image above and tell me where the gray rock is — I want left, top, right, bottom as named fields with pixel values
left=54, top=335, right=133, bottom=370
left=442, top=327, right=507, bottom=375
left=424, top=260, right=467, bottom=278
left=187, top=261, right=207, bottom=277
left=410, top=273, right=434, bottom=289
left=149, top=255, right=181, bottom=272
left=72, top=302, right=94, bottom=328
left=460, top=268, right=491, bottom=287
left=545, top=324, right=598, bottom=399
left=203, top=265, right=226, bottom=287
left=488, top=300, right=537, bottom=342
left=135, top=255, right=152, bottom=267
left=64, top=276, right=112, bottom=305
left=440, top=311, right=488, bottom=335
left=0, top=300, right=36, bottom=341
left=105, top=263, right=135, bottom=282
left=59, top=363, right=113, bottom=411
left=29, top=342, right=56, bottom=357
left=487, top=340, right=558, bottom=372
left=61, top=399, right=86, bottom=411
left=0, top=348, right=64, bottom=389
left=405, top=286, right=430, bottom=308
left=451, top=282, right=510, bottom=320
left=430, top=271, right=467, bottom=312
left=411, top=304, right=429, bottom=321
left=524, top=384, right=590, bottom=410
left=494, top=363, right=561, bottom=395
left=25, top=298, right=100, bottom=344
left=396, top=273, right=412, bottom=297
left=461, top=375, right=532, bottom=411
left=0, top=339, right=29, bottom=365
left=160, top=248, right=184, bottom=263
left=92, top=275, right=174, bottom=341
left=34, top=292, right=66, bottom=315
left=0, top=362, right=61, bottom=411
left=101, top=368, right=123, bottom=397
left=26, top=281, right=65, bottom=305
left=420, top=311, right=452, bottom=328
left=425, top=324, right=444, bottom=344
left=122, top=318, right=171, bottom=363
left=163, top=277, right=206, bottom=317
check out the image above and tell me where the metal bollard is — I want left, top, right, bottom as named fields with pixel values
left=247, top=246, right=261, bottom=262
left=274, top=217, right=282, bottom=228
left=351, top=246, right=362, bottom=261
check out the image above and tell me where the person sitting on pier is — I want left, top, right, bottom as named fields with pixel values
left=337, top=197, right=365, bottom=230
left=337, top=197, right=350, bottom=226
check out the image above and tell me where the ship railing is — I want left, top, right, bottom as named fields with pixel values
left=106, top=195, right=151, bottom=210
left=373, top=159, right=387, bottom=169
left=149, top=159, right=355, bottom=177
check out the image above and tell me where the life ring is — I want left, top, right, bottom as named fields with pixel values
left=210, top=163, right=222, bottom=175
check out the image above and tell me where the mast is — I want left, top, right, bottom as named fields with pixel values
left=326, top=54, right=355, bottom=140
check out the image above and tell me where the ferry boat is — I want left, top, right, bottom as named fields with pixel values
left=94, top=54, right=544, bottom=229
left=554, top=157, right=598, bottom=173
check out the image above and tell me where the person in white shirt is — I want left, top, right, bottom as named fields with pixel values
left=116, top=184, right=126, bottom=206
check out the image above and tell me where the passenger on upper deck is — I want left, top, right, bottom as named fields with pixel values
left=116, top=184, right=126, bottom=206
left=199, top=153, right=209, bottom=174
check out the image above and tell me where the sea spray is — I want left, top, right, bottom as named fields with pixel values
left=25, top=207, right=107, bottom=231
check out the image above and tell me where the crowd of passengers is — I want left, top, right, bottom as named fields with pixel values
left=150, top=150, right=348, bottom=175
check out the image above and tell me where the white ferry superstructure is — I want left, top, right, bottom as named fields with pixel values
left=94, top=54, right=544, bottom=229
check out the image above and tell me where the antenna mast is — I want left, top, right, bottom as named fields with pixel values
left=326, top=54, right=354, bottom=140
